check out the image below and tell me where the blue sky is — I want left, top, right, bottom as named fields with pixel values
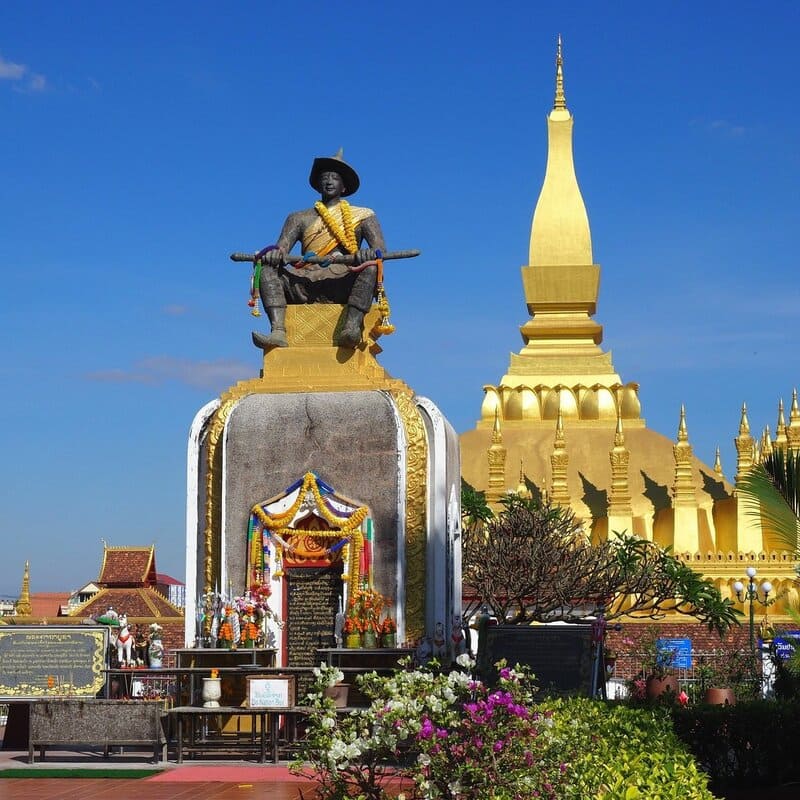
left=2, top=2, right=799, bottom=597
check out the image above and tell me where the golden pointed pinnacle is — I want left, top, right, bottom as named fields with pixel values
left=334, top=147, right=344, bottom=160
left=714, top=447, right=723, bottom=476
left=491, top=408, right=503, bottom=443
left=555, top=407, right=566, bottom=446
left=554, top=34, right=567, bottom=110
left=738, top=402, right=750, bottom=435
left=614, top=410, right=625, bottom=447
left=791, top=388, right=800, bottom=421
left=677, top=404, right=689, bottom=443
left=762, top=425, right=774, bottom=457
left=16, top=560, right=32, bottom=616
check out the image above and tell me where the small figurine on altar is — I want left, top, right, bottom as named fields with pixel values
left=148, top=623, right=164, bottom=668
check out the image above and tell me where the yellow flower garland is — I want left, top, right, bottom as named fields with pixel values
left=314, top=200, right=358, bottom=254
left=250, top=472, right=369, bottom=593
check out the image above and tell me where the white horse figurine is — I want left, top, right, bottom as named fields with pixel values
left=114, top=613, right=135, bottom=666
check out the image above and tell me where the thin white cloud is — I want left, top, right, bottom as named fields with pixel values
left=86, top=356, right=253, bottom=391
left=162, top=304, right=189, bottom=316
left=0, top=54, right=25, bottom=80
left=0, top=52, right=46, bottom=92
left=689, top=118, right=747, bottom=138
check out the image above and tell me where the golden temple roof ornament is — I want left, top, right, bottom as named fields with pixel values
left=672, top=406, right=699, bottom=551
left=775, top=399, right=789, bottom=453
left=550, top=409, right=571, bottom=507
left=554, top=34, right=567, bottom=111
left=16, top=560, right=32, bottom=616
left=788, top=388, right=800, bottom=451
left=735, top=402, right=755, bottom=484
left=608, top=413, right=633, bottom=531
left=761, top=425, right=774, bottom=459
left=486, top=409, right=508, bottom=504
left=714, top=446, right=723, bottom=476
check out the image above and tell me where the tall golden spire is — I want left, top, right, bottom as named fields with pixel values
left=486, top=410, right=508, bottom=504
left=608, top=413, right=633, bottom=534
left=735, top=403, right=755, bottom=483
left=554, top=34, right=566, bottom=110
left=714, top=446, right=723, bottom=476
left=528, top=35, right=593, bottom=267
left=16, top=560, right=32, bottom=616
left=788, top=388, right=800, bottom=451
left=672, top=406, right=699, bottom=552
left=550, top=409, right=571, bottom=507
left=775, top=399, right=789, bottom=454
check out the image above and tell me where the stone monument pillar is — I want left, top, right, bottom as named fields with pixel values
left=184, top=155, right=461, bottom=665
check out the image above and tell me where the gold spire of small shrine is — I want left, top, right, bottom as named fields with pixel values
left=735, top=403, right=756, bottom=483
left=714, top=446, right=723, bottom=476
left=550, top=409, right=571, bottom=507
left=16, top=560, right=32, bottom=616
left=673, top=406, right=695, bottom=504
left=672, top=406, right=699, bottom=552
left=486, top=409, right=508, bottom=504
left=608, top=413, right=633, bottom=532
left=775, top=399, right=789, bottom=454
left=761, top=425, right=774, bottom=459
left=788, top=388, right=800, bottom=451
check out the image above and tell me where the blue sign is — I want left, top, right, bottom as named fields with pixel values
left=656, top=637, right=692, bottom=669
left=771, top=631, right=800, bottom=662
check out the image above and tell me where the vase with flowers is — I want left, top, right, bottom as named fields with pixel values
left=344, top=588, right=385, bottom=649
left=380, top=615, right=397, bottom=648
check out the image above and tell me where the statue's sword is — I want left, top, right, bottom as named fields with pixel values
left=229, top=249, right=420, bottom=265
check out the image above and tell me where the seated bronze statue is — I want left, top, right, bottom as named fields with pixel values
left=252, top=152, right=386, bottom=350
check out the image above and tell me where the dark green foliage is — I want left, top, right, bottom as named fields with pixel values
left=671, top=701, right=800, bottom=794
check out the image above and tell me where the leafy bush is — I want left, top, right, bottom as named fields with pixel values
left=549, top=698, right=716, bottom=799
left=293, top=660, right=718, bottom=800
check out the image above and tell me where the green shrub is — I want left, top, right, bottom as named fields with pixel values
left=550, top=698, right=716, bottom=799
left=671, top=700, right=800, bottom=793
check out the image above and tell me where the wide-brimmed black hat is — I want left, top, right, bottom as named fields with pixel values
left=309, top=149, right=360, bottom=197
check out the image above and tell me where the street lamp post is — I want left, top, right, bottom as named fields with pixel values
left=733, top=567, right=773, bottom=657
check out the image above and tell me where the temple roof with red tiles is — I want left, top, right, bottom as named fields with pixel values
left=28, top=592, right=71, bottom=618
left=71, top=586, right=183, bottom=620
left=98, top=545, right=157, bottom=587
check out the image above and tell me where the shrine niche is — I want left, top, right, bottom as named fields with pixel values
left=245, top=472, right=377, bottom=663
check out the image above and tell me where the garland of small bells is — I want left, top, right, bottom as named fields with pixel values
left=247, top=199, right=394, bottom=336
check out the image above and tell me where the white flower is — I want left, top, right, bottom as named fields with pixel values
left=456, top=653, right=474, bottom=669
left=321, top=716, right=335, bottom=729
left=417, top=753, right=431, bottom=767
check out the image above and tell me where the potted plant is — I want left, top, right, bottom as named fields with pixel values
left=380, top=615, right=397, bottom=648
left=639, top=634, right=679, bottom=700
left=343, top=616, right=361, bottom=648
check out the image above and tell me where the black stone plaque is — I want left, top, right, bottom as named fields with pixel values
left=285, top=566, right=343, bottom=672
left=478, top=624, right=595, bottom=697
left=0, top=626, right=108, bottom=700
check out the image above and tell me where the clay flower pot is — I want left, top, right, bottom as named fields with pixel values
left=703, top=687, right=736, bottom=706
left=646, top=674, right=679, bottom=700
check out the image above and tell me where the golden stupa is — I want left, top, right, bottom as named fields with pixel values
left=460, top=39, right=798, bottom=619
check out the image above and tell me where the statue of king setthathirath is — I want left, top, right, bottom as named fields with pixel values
left=249, top=150, right=387, bottom=350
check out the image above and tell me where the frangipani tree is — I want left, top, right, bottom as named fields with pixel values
left=462, top=490, right=741, bottom=636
